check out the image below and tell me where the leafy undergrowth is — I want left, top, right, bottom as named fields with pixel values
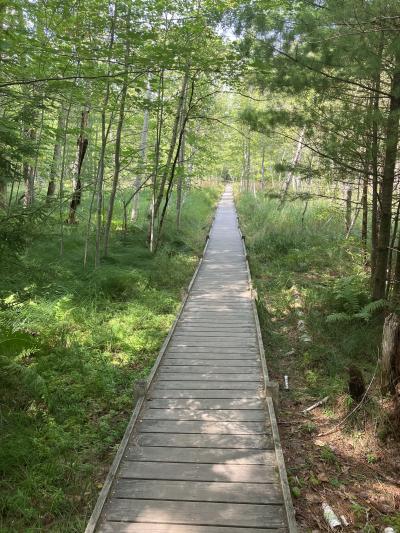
left=0, top=187, right=220, bottom=532
left=237, top=192, right=400, bottom=532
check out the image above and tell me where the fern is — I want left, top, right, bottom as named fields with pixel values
left=326, top=299, right=386, bottom=323
left=354, top=299, right=387, bottom=320
left=326, top=312, right=353, bottom=323
left=0, top=355, right=47, bottom=401
left=328, top=274, right=369, bottom=315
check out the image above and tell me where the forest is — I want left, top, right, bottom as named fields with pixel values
left=1, top=0, right=400, bottom=531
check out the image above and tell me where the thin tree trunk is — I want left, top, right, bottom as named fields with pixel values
left=0, top=180, right=6, bottom=209
left=371, top=34, right=384, bottom=283
left=280, top=126, right=306, bottom=207
left=59, top=103, right=72, bottom=256
left=149, top=71, right=164, bottom=252
left=95, top=2, right=116, bottom=267
left=67, top=106, right=89, bottom=224
left=23, top=128, right=36, bottom=207
left=154, top=78, right=195, bottom=251
left=361, top=169, right=369, bottom=253
left=372, top=53, right=400, bottom=300
left=176, top=127, right=185, bottom=229
left=260, top=144, right=266, bottom=189
left=392, top=231, right=400, bottom=302
left=245, top=133, right=251, bottom=192
left=345, top=185, right=352, bottom=233
left=131, top=81, right=151, bottom=223
left=103, top=8, right=131, bottom=257
left=47, top=105, right=67, bottom=202
left=153, top=70, right=189, bottom=222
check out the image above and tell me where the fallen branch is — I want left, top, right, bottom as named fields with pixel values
left=303, top=396, right=329, bottom=414
left=317, top=361, right=378, bottom=437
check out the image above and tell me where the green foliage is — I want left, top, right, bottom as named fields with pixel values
left=320, top=445, right=338, bottom=466
left=0, top=187, right=217, bottom=532
left=0, top=207, right=48, bottom=255
left=326, top=273, right=386, bottom=322
left=327, top=275, right=369, bottom=315
left=237, top=192, right=381, bottom=400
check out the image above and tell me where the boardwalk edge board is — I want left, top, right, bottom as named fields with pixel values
left=236, top=200, right=298, bottom=533
left=84, top=210, right=217, bottom=533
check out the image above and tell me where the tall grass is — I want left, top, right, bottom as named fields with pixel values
left=237, top=193, right=381, bottom=398
left=0, top=186, right=220, bottom=532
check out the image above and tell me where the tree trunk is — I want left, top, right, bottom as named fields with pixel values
left=131, top=82, right=151, bottom=223
left=371, top=33, right=384, bottom=283
left=0, top=180, right=6, bottom=209
left=361, top=166, right=369, bottom=253
left=153, top=70, right=189, bottom=222
left=281, top=126, right=305, bottom=206
left=260, top=144, right=266, bottom=189
left=372, top=54, right=400, bottom=300
left=58, top=103, right=72, bottom=256
left=154, top=78, right=194, bottom=251
left=46, top=105, right=66, bottom=202
left=23, top=128, right=36, bottom=207
left=23, top=163, right=34, bottom=207
left=392, top=231, right=400, bottom=302
left=148, top=71, right=164, bottom=253
left=176, top=127, right=185, bottom=229
left=67, top=106, right=89, bottom=224
left=386, top=199, right=400, bottom=297
left=95, top=2, right=116, bottom=266
left=345, top=185, right=352, bottom=233
left=103, top=8, right=130, bottom=257
left=245, top=133, right=251, bottom=192
left=381, top=313, right=400, bottom=395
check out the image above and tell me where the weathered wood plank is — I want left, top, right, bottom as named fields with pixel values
left=167, top=346, right=258, bottom=352
left=173, top=331, right=255, bottom=338
left=104, top=499, right=286, bottom=528
left=149, top=389, right=262, bottom=399
left=145, top=398, right=264, bottom=409
left=178, top=320, right=254, bottom=326
left=174, top=330, right=254, bottom=336
left=137, top=433, right=274, bottom=449
left=172, top=338, right=256, bottom=344
left=119, top=460, right=278, bottom=483
left=163, top=359, right=259, bottom=367
left=158, top=373, right=261, bottom=382
left=154, top=381, right=261, bottom=390
left=125, top=446, right=275, bottom=464
left=160, top=365, right=258, bottom=373
left=138, top=420, right=267, bottom=434
left=100, top=523, right=287, bottom=532
left=142, top=408, right=265, bottom=421
left=165, top=350, right=258, bottom=357
left=114, top=478, right=282, bottom=504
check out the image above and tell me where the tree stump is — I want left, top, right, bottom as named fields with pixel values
left=381, top=313, right=400, bottom=395
left=348, top=365, right=366, bottom=402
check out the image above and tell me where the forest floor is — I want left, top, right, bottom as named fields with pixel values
left=0, top=186, right=220, bottom=532
left=237, top=191, right=400, bottom=533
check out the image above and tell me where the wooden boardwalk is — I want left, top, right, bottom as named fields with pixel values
left=86, top=186, right=296, bottom=533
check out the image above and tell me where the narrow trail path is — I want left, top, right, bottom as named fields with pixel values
left=87, top=186, right=296, bottom=532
